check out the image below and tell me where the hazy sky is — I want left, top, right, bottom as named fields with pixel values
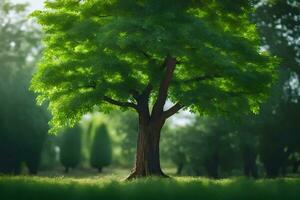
left=14, top=0, right=44, bottom=12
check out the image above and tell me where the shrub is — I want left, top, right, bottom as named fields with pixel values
left=90, top=124, right=112, bottom=172
left=60, top=126, right=82, bottom=173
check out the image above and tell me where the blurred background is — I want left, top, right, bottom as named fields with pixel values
left=0, top=0, right=299, bottom=179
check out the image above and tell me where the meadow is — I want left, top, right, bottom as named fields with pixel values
left=1, top=176, right=300, bottom=200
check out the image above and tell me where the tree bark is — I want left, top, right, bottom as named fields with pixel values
left=127, top=115, right=168, bottom=179
left=126, top=56, right=182, bottom=179
left=98, top=167, right=102, bottom=173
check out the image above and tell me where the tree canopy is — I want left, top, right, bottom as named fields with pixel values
left=32, top=0, right=277, bottom=132
left=255, top=0, right=299, bottom=74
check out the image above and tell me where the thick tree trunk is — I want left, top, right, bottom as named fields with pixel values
left=126, top=56, right=181, bottom=179
left=98, top=167, right=102, bottom=173
left=127, top=116, right=167, bottom=179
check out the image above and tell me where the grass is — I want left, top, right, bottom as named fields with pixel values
left=0, top=176, right=300, bottom=200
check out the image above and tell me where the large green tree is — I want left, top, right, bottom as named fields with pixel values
left=32, top=0, right=277, bottom=178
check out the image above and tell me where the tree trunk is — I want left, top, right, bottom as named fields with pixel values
left=127, top=115, right=167, bottom=179
left=243, top=148, right=258, bottom=178
left=265, top=163, right=280, bottom=178
left=28, top=168, right=38, bottom=175
left=65, top=166, right=69, bottom=173
left=124, top=56, right=181, bottom=179
left=292, top=161, right=299, bottom=173
left=205, top=151, right=219, bottom=179
left=98, top=167, right=102, bottom=173
left=176, top=163, right=184, bottom=175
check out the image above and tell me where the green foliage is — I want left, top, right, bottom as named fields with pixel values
left=40, top=136, right=60, bottom=170
left=60, top=126, right=82, bottom=172
left=1, top=176, right=300, bottom=200
left=251, top=0, right=300, bottom=177
left=31, top=0, right=278, bottom=133
left=90, top=124, right=112, bottom=172
left=255, top=0, right=299, bottom=73
left=257, top=98, right=300, bottom=177
left=163, top=117, right=241, bottom=178
left=0, top=0, right=48, bottom=174
left=113, top=111, right=138, bottom=166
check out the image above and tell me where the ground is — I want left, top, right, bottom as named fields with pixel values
left=1, top=175, right=300, bottom=200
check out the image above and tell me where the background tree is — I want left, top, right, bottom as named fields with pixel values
left=40, top=136, right=60, bottom=171
left=113, top=111, right=138, bottom=166
left=161, top=125, right=187, bottom=175
left=90, top=124, right=112, bottom=173
left=255, top=0, right=299, bottom=74
left=252, top=0, right=300, bottom=177
left=0, top=0, right=48, bottom=175
left=32, top=0, right=277, bottom=178
left=236, top=119, right=259, bottom=178
left=163, top=117, right=242, bottom=178
left=60, top=126, right=82, bottom=173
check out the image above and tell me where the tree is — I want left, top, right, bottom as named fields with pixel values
left=32, top=0, right=277, bottom=178
left=161, top=126, right=187, bottom=175
left=255, top=0, right=299, bottom=74
left=113, top=111, right=138, bottom=166
left=235, top=116, right=259, bottom=178
left=40, top=136, right=60, bottom=170
left=0, top=0, right=48, bottom=175
left=60, top=126, right=82, bottom=173
left=90, top=124, right=112, bottom=173
left=253, top=0, right=300, bottom=177
left=257, top=97, right=300, bottom=177
left=163, top=117, right=241, bottom=178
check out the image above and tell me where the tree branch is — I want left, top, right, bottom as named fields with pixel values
left=139, top=50, right=160, bottom=64
left=133, top=82, right=153, bottom=120
left=178, top=74, right=222, bottom=83
left=103, top=96, right=137, bottom=109
left=162, top=102, right=184, bottom=119
left=73, top=82, right=138, bottom=109
left=152, top=55, right=177, bottom=117
left=129, top=89, right=140, bottom=100
left=141, top=82, right=153, bottom=97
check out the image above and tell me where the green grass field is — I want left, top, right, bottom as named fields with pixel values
left=1, top=176, right=300, bottom=200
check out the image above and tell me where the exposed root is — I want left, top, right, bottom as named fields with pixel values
left=126, top=169, right=170, bottom=181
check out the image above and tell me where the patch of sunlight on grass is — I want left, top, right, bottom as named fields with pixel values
left=1, top=176, right=300, bottom=200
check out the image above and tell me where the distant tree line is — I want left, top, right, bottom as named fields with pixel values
left=0, top=0, right=48, bottom=175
